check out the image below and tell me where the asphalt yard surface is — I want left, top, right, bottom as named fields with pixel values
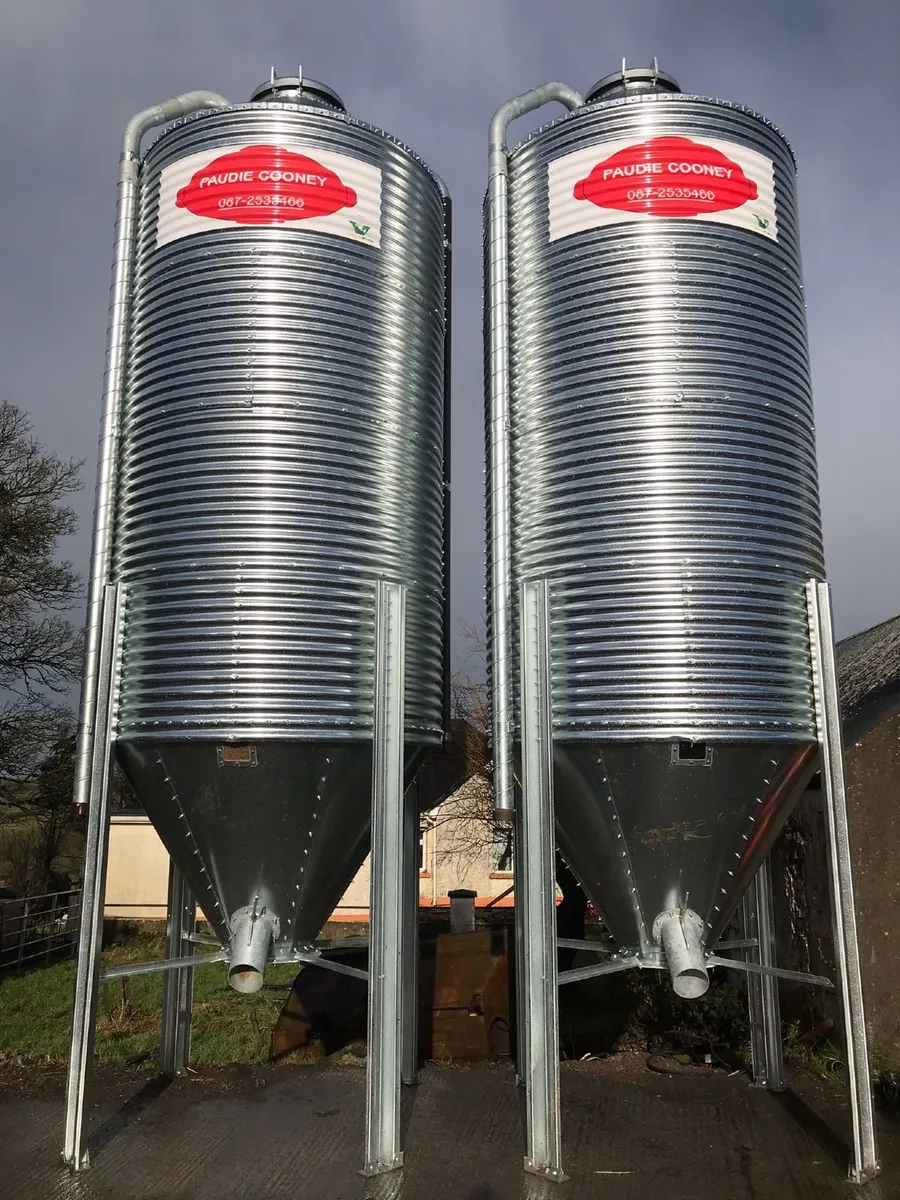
left=0, top=1054, right=897, bottom=1199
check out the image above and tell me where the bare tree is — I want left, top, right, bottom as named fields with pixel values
left=0, top=726, right=138, bottom=893
left=437, top=620, right=587, bottom=953
left=427, top=622, right=512, bottom=880
left=449, top=620, right=491, bottom=779
left=0, top=401, right=82, bottom=791
left=0, top=824, right=47, bottom=894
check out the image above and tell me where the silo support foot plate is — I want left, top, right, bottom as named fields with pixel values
left=359, top=1152, right=404, bottom=1177
left=848, top=1163, right=881, bottom=1186
left=524, top=1159, right=570, bottom=1183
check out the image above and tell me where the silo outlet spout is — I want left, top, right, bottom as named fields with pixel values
left=653, top=909, right=709, bottom=999
left=228, top=905, right=280, bottom=994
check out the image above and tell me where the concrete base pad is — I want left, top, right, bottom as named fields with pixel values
left=1, top=1055, right=896, bottom=1198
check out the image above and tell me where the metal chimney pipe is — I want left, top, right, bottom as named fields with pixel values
left=73, top=90, right=229, bottom=814
left=486, top=82, right=582, bottom=819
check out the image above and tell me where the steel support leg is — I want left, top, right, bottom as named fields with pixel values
left=159, top=860, right=196, bottom=1076
left=807, top=580, right=879, bottom=1183
left=63, top=583, right=122, bottom=1169
left=363, top=581, right=407, bottom=1176
left=742, top=879, right=767, bottom=1084
left=519, top=580, right=567, bottom=1183
left=742, top=857, right=785, bottom=1090
left=401, top=781, right=420, bottom=1087
left=513, top=796, right=529, bottom=1089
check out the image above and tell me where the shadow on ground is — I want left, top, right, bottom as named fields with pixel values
left=1, top=1055, right=896, bottom=1200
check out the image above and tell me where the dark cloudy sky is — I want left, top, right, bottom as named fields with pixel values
left=1, top=0, right=897, bottom=650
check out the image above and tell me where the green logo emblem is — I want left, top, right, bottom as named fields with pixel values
left=754, top=214, right=771, bottom=230
left=349, top=220, right=371, bottom=237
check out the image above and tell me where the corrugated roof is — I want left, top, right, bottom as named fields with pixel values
left=837, top=613, right=900, bottom=742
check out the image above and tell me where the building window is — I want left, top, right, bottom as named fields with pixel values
left=491, top=826, right=513, bottom=875
left=418, top=827, right=428, bottom=874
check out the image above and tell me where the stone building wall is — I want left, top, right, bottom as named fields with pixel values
left=771, top=712, right=900, bottom=1067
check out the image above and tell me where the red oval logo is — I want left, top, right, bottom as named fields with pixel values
left=574, top=136, right=758, bottom=218
left=175, top=145, right=358, bottom=225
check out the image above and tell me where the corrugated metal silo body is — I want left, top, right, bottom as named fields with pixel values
left=506, top=81, right=823, bottom=949
left=113, top=88, right=447, bottom=952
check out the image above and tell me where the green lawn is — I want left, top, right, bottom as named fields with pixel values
left=0, top=929, right=850, bottom=1082
left=0, top=932, right=301, bottom=1068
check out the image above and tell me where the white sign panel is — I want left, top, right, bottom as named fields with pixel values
left=548, top=133, right=777, bottom=243
left=156, top=142, right=382, bottom=248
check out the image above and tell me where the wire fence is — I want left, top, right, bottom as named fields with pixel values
left=0, top=890, right=80, bottom=973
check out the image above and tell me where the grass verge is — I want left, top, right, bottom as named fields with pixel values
left=0, top=931, right=299, bottom=1068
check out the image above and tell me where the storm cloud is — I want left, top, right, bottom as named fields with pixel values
left=0, top=0, right=896, bottom=646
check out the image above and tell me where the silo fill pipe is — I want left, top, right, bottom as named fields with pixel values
left=486, top=84, right=583, bottom=818
left=73, top=91, right=229, bottom=812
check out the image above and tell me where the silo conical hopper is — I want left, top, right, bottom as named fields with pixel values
left=87, top=73, right=449, bottom=991
left=492, top=65, right=823, bottom=995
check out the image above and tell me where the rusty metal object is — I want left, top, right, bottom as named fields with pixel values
left=271, top=929, right=513, bottom=1064
left=270, top=951, right=368, bottom=1062
left=796, top=1017, right=835, bottom=1047
left=420, top=929, right=512, bottom=1062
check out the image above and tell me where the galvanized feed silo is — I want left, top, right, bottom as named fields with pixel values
left=80, top=73, right=449, bottom=989
left=487, top=66, right=878, bottom=1185
left=489, top=65, right=824, bottom=987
